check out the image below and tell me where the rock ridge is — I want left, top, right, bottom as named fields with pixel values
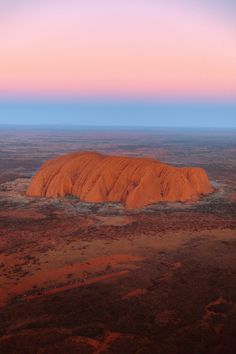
left=27, top=152, right=213, bottom=208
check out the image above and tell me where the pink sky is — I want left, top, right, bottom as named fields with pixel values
left=0, top=0, right=235, bottom=100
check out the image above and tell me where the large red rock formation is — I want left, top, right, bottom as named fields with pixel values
left=27, top=152, right=213, bottom=208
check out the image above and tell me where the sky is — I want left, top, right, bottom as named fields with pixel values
left=1, top=101, right=236, bottom=128
left=0, top=0, right=235, bottom=127
left=0, top=0, right=235, bottom=100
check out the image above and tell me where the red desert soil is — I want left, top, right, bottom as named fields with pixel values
left=27, top=152, right=213, bottom=208
left=0, top=210, right=46, bottom=220
left=230, top=193, right=236, bottom=202
left=0, top=254, right=142, bottom=306
left=96, top=215, right=133, bottom=226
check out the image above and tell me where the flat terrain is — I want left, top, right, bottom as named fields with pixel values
left=0, top=128, right=236, bottom=354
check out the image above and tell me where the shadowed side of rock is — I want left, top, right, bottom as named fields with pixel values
left=27, top=152, right=213, bottom=208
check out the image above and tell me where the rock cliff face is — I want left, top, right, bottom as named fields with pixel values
left=27, top=152, right=213, bottom=208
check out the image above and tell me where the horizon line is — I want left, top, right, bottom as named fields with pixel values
left=1, top=124, right=236, bottom=130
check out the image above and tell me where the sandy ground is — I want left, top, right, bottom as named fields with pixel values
left=0, top=128, right=236, bottom=353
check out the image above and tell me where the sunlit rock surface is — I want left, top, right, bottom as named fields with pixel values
left=27, top=152, right=213, bottom=208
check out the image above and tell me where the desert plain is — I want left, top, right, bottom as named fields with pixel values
left=0, top=127, right=236, bottom=354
